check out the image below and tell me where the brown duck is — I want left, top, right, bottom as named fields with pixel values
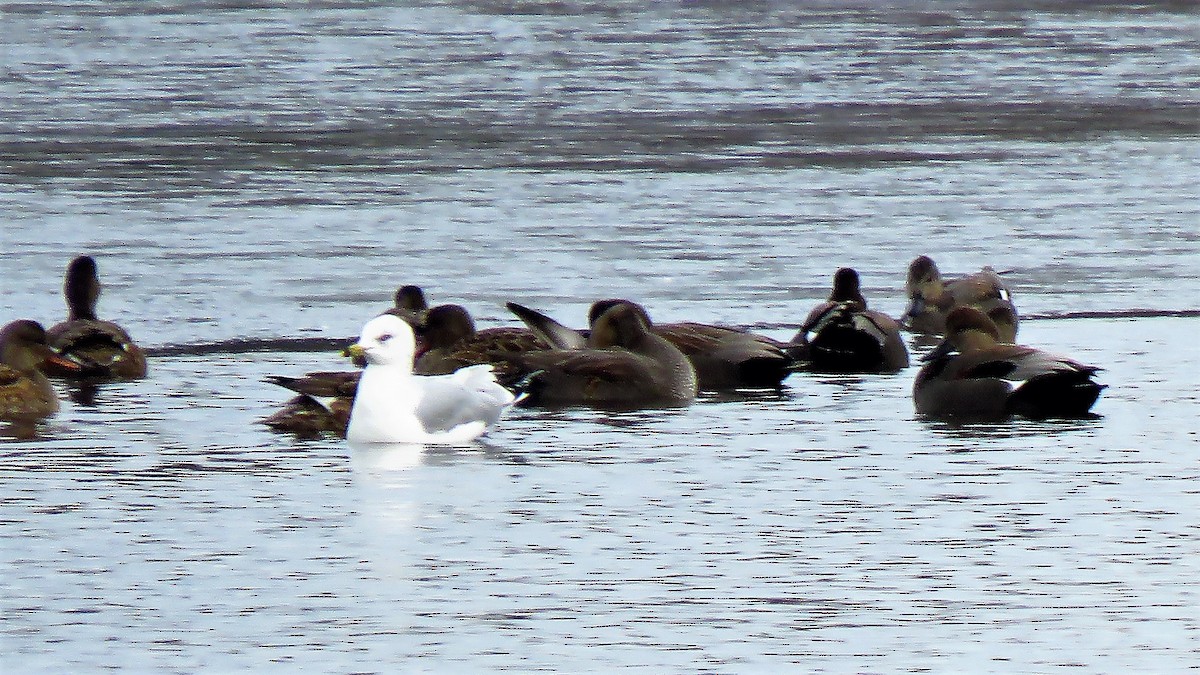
left=384, top=285, right=430, bottom=325
left=262, top=393, right=353, bottom=438
left=913, top=306, right=1104, bottom=419
left=45, top=255, right=148, bottom=379
left=262, top=369, right=358, bottom=438
left=0, top=320, right=82, bottom=422
left=413, top=304, right=550, bottom=377
left=902, top=255, right=1018, bottom=341
left=495, top=301, right=698, bottom=408
left=791, top=267, right=909, bottom=373
left=508, top=299, right=793, bottom=390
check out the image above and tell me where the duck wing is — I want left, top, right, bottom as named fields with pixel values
left=657, top=322, right=790, bottom=388
left=505, top=302, right=588, bottom=349
left=497, top=348, right=676, bottom=406
left=950, top=344, right=1097, bottom=382
left=265, top=370, right=361, bottom=398
left=416, top=327, right=548, bottom=376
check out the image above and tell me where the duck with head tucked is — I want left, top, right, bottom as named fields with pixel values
left=262, top=366, right=359, bottom=438
left=790, top=267, right=909, bottom=373
left=902, top=255, right=1018, bottom=341
left=913, top=306, right=1104, bottom=419
left=495, top=301, right=698, bottom=408
left=588, top=299, right=794, bottom=390
left=0, top=319, right=84, bottom=423
left=45, top=255, right=147, bottom=379
left=261, top=392, right=353, bottom=439
left=507, top=298, right=793, bottom=390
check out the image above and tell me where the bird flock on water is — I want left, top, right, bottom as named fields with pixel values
left=1, top=255, right=1105, bottom=442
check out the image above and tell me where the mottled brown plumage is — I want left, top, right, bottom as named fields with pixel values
left=414, top=304, right=549, bottom=377
left=0, top=320, right=79, bottom=422
left=45, top=255, right=147, bottom=379
left=262, top=394, right=352, bottom=438
left=902, top=255, right=1018, bottom=341
left=262, top=370, right=359, bottom=438
left=266, top=370, right=361, bottom=399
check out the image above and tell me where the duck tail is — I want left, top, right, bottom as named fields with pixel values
left=1008, top=373, right=1105, bottom=419
left=504, top=369, right=545, bottom=407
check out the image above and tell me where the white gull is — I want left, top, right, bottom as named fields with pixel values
left=346, top=314, right=515, bottom=444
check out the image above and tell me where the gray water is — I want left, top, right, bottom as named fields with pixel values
left=2, top=1, right=1199, bottom=672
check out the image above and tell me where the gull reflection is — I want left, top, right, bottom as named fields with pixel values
left=348, top=441, right=427, bottom=473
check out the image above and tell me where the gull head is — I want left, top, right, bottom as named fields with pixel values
left=347, top=314, right=417, bottom=368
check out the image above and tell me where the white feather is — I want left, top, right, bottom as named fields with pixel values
left=346, top=314, right=515, bottom=444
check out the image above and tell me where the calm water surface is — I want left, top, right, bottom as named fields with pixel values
left=2, top=1, right=1199, bottom=672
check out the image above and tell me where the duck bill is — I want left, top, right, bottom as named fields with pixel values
left=40, top=349, right=86, bottom=374
left=900, top=295, right=924, bottom=326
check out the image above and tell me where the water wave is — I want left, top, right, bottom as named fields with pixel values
left=141, top=309, right=1199, bottom=356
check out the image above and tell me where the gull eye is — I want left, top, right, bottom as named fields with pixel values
left=378, top=333, right=393, bottom=343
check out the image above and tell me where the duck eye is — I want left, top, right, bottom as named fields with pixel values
left=378, top=333, right=393, bottom=343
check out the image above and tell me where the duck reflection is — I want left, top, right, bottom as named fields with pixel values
left=922, top=415, right=1102, bottom=448
left=66, top=380, right=102, bottom=407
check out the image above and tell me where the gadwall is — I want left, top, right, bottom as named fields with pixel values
left=414, top=304, right=549, bottom=377
left=495, top=301, right=698, bottom=408
left=791, top=268, right=909, bottom=373
left=0, top=320, right=82, bottom=422
left=262, top=393, right=353, bottom=439
left=507, top=299, right=793, bottom=390
left=902, top=255, right=1018, bottom=340
left=913, top=306, right=1104, bottom=419
left=262, top=366, right=359, bottom=438
left=45, top=255, right=148, bottom=379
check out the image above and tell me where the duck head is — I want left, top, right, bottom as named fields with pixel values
left=388, top=285, right=429, bottom=324
left=923, top=306, right=1003, bottom=362
left=589, top=301, right=654, bottom=350
left=1, top=319, right=83, bottom=375
left=64, top=255, right=102, bottom=321
left=415, top=304, right=477, bottom=356
left=903, top=255, right=947, bottom=322
left=986, top=305, right=1018, bottom=343
left=587, top=298, right=652, bottom=328
left=830, top=267, right=867, bottom=307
